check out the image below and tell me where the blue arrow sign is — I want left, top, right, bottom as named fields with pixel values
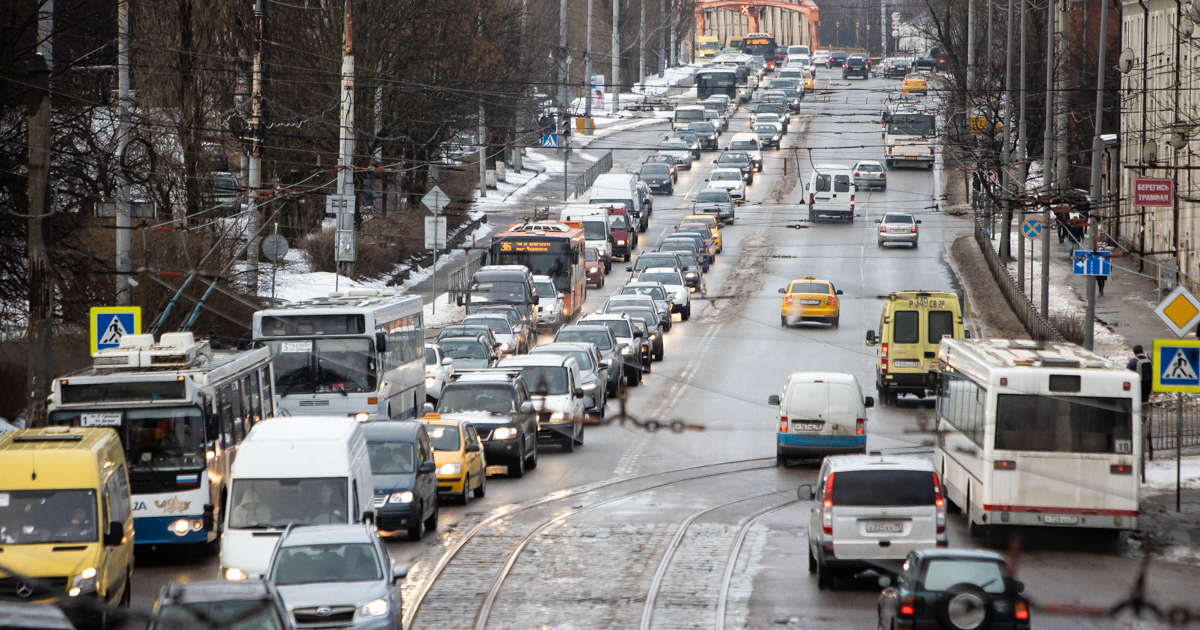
left=541, top=134, right=559, bottom=148
left=1021, top=218, right=1043, bottom=239
left=1072, top=250, right=1111, bottom=276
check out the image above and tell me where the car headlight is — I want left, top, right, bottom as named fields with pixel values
left=675, top=290, right=686, bottom=300
left=362, top=598, right=389, bottom=617
left=499, top=342, right=510, bottom=351
left=685, top=272, right=697, bottom=278
left=438, top=463, right=462, bottom=475
left=225, top=567, right=247, bottom=581
left=549, top=412, right=565, bottom=422
left=589, top=266, right=599, bottom=273
left=425, top=376, right=436, bottom=387
left=69, top=567, right=98, bottom=596
left=492, top=427, right=518, bottom=440
left=388, top=491, right=414, bottom=504
left=616, top=240, right=626, bottom=246
left=582, top=382, right=597, bottom=391
left=650, top=333, right=658, bottom=340
left=620, top=345, right=633, bottom=355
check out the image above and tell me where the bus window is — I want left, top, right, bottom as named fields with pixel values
left=928, top=311, right=954, bottom=343
left=249, top=371, right=263, bottom=424
left=994, top=395, right=1133, bottom=453
left=893, top=311, right=920, bottom=344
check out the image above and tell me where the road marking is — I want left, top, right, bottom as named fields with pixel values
left=612, top=436, right=651, bottom=476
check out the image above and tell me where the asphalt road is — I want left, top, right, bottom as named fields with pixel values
left=128, top=70, right=1200, bottom=630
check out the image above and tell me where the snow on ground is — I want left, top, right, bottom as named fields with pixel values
left=472, top=160, right=550, bottom=210
left=272, top=271, right=381, bottom=303
left=421, top=291, right=466, bottom=331
left=1144, top=454, right=1200, bottom=491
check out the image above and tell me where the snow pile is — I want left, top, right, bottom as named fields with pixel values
left=1143, top=454, right=1200, bottom=491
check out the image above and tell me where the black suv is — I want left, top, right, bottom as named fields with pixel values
left=828, top=51, right=848, bottom=68
left=435, top=369, right=539, bottom=477
left=843, top=55, right=869, bottom=79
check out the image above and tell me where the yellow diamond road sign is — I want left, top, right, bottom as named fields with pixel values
left=1154, top=285, right=1200, bottom=338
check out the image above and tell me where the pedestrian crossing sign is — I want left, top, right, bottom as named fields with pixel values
left=90, top=307, right=142, bottom=355
left=1153, top=339, right=1200, bottom=392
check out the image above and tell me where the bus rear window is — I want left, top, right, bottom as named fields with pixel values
left=892, top=311, right=919, bottom=344
left=994, top=395, right=1133, bottom=453
left=928, top=311, right=954, bottom=343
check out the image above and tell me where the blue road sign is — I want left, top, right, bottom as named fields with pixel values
left=1072, top=250, right=1111, bottom=276
left=1155, top=342, right=1200, bottom=391
left=1021, top=218, right=1043, bottom=239
left=541, top=134, right=559, bottom=148
left=90, top=306, right=142, bottom=355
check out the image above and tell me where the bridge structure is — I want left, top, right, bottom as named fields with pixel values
left=694, top=0, right=821, bottom=49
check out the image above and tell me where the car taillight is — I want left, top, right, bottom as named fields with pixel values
left=881, top=342, right=889, bottom=373
left=850, top=195, right=855, bottom=209
left=780, top=417, right=788, bottom=433
left=930, top=147, right=936, bottom=155
left=881, top=226, right=887, bottom=233
left=809, top=192, right=814, bottom=205
left=887, top=147, right=893, bottom=155
left=1015, top=600, right=1029, bottom=620
left=856, top=418, right=864, bottom=435
left=822, top=472, right=835, bottom=534
left=879, top=172, right=885, bottom=178
left=826, top=296, right=836, bottom=305
left=932, top=471, right=946, bottom=533
left=784, top=295, right=793, bottom=304
left=854, top=172, right=860, bottom=177
left=900, top=595, right=925, bottom=616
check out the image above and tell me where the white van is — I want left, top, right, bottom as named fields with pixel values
left=805, top=164, right=856, bottom=222
left=726, top=132, right=763, bottom=171
left=560, top=203, right=612, bottom=271
left=589, top=173, right=643, bottom=228
left=802, top=454, right=947, bottom=590
left=220, top=416, right=374, bottom=580
left=673, top=105, right=707, bottom=131
left=768, top=371, right=872, bottom=464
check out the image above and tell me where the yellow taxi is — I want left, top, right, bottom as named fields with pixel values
left=901, top=73, right=928, bottom=95
left=801, top=70, right=814, bottom=92
left=684, top=214, right=722, bottom=253
left=779, top=276, right=843, bottom=328
left=420, top=413, right=486, bottom=505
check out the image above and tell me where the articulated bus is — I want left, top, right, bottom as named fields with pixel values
left=743, top=33, right=778, bottom=70
left=935, top=339, right=1139, bottom=538
left=253, top=290, right=426, bottom=421
left=884, top=111, right=936, bottom=169
left=48, top=332, right=274, bottom=547
left=489, top=221, right=587, bottom=320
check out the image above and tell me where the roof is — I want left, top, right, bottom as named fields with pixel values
left=247, top=416, right=361, bottom=442
left=785, top=371, right=859, bottom=385
left=0, top=427, right=120, bottom=487
left=472, top=266, right=532, bottom=278
left=498, top=354, right=577, bottom=369
left=360, top=420, right=425, bottom=442
left=532, top=342, right=597, bottom=355
left=824, top=453, right=935, bottom=473
left=280, top=523, right=375, bottom=547
left=942, top=338, right=1120, bottom=371
left=639, top=267, right=683, bottom=274
left=814, top=163, right=852, bottom=170
left=160, top=579, right=277, bottom=606
left=580, top=313, right=630, bottom=322
left=912, top=548, right=1007, bottom=563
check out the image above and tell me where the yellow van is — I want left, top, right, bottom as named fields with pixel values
left=0, top=427, right=134, bottom=615
left=865, top=291, right=965, bottom=403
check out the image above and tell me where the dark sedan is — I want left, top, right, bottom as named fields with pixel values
left=828, top=51, right=848, bottom=67
left=639, top=163, right=675, bottom=195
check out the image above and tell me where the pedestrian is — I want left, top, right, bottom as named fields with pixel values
left=1096, top=274, right=1107, bottom=296
left=1127, top=345, right=1152, bottom=403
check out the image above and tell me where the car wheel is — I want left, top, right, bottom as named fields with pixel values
left=425, top=498, right=439, bottom=532
left=880, top=183, right=887, bottom=191
left=816, top=556, right=834, bottom=590
left=474, top=471, right=487, bottom=498
left=527, top=441, right=538, bottom=469
left=563, top=431, right=575, bottom=452
left=668, top=186, right=675, bottom=195
left=776, top=452, right=787, bottom=467
left=913, top=240, right=919, bottom=249
left=460, top=479, right=472, bottom=505
left=121, top=569, right=132, bottom=607
left=878, top=240, right=884, bottom=247
left=508, top=445, right=526, bottom=478
left=808, top=545, right=817, bottom=574
left=599, top=276, right=605, bottom=288
left=781, top=315, right=788, bottom=327
left=628, top=367, right=641, bottom=387
left=832, top=317, right=840, bottom=329
left=407, top=500, right=425, bottom=540
left=682, top=305, right=691, bottom=321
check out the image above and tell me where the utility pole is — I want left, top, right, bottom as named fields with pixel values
left=1084, top=0, right=1109, bottom=350
left=967, top=0, right=976, bottom=90
left=659, top=0, right=666, bottom=76
left=611, top=0, right=620, bottom=114
left=116, top=0, right=132, bottom=305
left=247, top=0, right=264, bottom=296
left=1040, top=0, right=1054, bottom=319
left=337, top=0, right=357, bottom=276
left=1017, top=0, right=1028, bottom=293
left=586, top=0, right=594, bottom=119
left=478, top=14, right=487, bottom=197
left=639, top=0, right=646, bottom=85
left=1000, top=0, right=1014, bottom=263
left=881, top=0, right=886, bottom=56
left=38, top=0, right=53, bottom=70
left=986, top=0, right=993, bottom=85
left=26, top=55, right=53, bottom=427
left=559, top=0, right=569, bottom=109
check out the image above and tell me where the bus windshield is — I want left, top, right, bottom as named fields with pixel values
left=267, top=338, right=376, bottom=396
left=697, top=72, right=737, bottom=100
left=491, top=240, right=576, bottom=292
left=49, top=406, right=207, bottom=472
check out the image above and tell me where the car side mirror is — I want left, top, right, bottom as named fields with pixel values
left=805, top=183, right=810, bottom=190
left=557, top=293, right=565, bottom=299
left=865, top=330, right=876, bottom=346
left=797, top=484, right=815, bottom=501
left=363, top=510, right=375, bottom=523
left=878, top=576, right=892, bottom=588
left=419, top=460, right=437, bottom=473
left=626, top=266, right=634, bottom=272
left=104, top=522, right=124, bottom=547
left=835, top=289, right=843, bottom=295
left=916, top=220, right=923, bottom=224
left=574, top=388, right=584, bottom=398
left=393, top=564, right=409, bottom=583
left=768, top=394, right=780, bottom=405
left=874, top=218, right=882, bottom=223
left=1013, top=580, right=1025, bottom=593
left=712, top=160, right=718, bottom=164
left=519, top=401, right=535, bottom=414
left=633, top=329, right=644, bottom=338
left=864, top=396, right=875, bottom=408
left=704, top=178, right=710, bottom=182
left=423, top=402, right=436, bottom=414
left=777, top=288, right=786, bottom=294
left=441, top=356, right=453, bottom=366
left=600, top=359, right=613, bottom=369
left=465, top=443, right=481, bottom=452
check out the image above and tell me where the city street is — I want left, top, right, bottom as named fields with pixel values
left=125, top=70, right=1200, bottom=630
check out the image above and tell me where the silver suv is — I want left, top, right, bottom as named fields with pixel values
left=801, top=454, right=946, bottom=590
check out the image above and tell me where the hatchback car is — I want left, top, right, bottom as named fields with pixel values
left=884, top=57, right=912, bottom=79
left=436, top=335, right=498, bottom=370
left=876, top=213, right=921, bottom=247
left=639, top=163, right=675, bottom=195
left=418, top=416, right=486, bottom=504
left=852, top=160, right=888, bottom=190
left=878, top=549, right=1031, bottom=630
left=642, top=154, right=678, bottom=182
left=801, top=454, right=945, bottom=590
left=689, top=121, right=720, bottom=150
left=267, top=524, right=407, bottom=630
left=363, top=421, right=439, bottom=539
left=583, top=247, right=605, bottom=288
left=902, top=73, right=929, bottom=95
left=828, top=51, right=848, bottom=67
left=779, top=275, right=842, bottom=327
left=658, top=140, right=694, bottom=169
left=753, top=123, right=782, bottom=149
left=636, top=268, right=691, bottom=320
left=706, top=168, right=747, bottom=200
left=714, top=151, right=754, bottom=184
left=842, top=54, right=869, bottom=79
left=529, top=342, right=610, bottom=416
left=150, top=580, right=289, bottom=630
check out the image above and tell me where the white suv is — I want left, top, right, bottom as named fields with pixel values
left=802, top=454, right=947, bottom=590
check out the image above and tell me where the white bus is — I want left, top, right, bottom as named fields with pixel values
left=935, top=339, right=1139, bottom=536
left=47, top=332, right=274, bottom=548
left=884, top=110, right=936, bottom=170
left=253, top=289, right=425, bottom=421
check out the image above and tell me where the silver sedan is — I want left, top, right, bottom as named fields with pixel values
left=876, top=213, right=921, bottom=247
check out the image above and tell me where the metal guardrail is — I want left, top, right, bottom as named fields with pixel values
left=973, top=215, right=1064, bottom=342
left=572, top=151, right=613, bottom=199
left=1144, top=399, right=1200, bottom=457
left=447, top=254, right=483, bottom=296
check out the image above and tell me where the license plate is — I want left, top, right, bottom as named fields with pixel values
left=799, top=299, right=820, bottom=305
left=1042, top=515, right=1079, bottom=525
left=865, top=521, right=904, bottom=533
left=892, top=359, right=919, bottom=367
left=792, top=422, right=823, bottom=431
left=905, top=156, right=916, bottom=160
left=888, top=228, right=909, bottom=234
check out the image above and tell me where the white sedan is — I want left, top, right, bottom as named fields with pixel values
left=706, top=168, right=747, bottom=200
left=425, top=344, right=453, bottom=401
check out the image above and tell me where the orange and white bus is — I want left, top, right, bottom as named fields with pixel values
left=489, top=221, right=588, bottom=320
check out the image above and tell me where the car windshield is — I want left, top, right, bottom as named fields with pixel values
left=425, top=424, right=462, bottom=451
left=660, top=241, right=697, bottom=253
left=697, top=191, right=730, bottom=202
left=580, top=221, right=608, bottom=240
left=438, top=339, right=489, bottom=360
left=692, top=123, right=715, bottom=133
left=922, top=560, right=1007, bottom=594
left=267, top=338, right=375, bottom=396
left=641, top=272, right=682, bottom=286
left=520, top=366, right=569, bottom=395
left=468, top=280, right=528, bottom=304
left=622, top=286, right=668, bottom=300
left=555, top=329, right=613, bottom=350
left=641, top=164, right=670, bottom=175
left=156, top=602, right=286, bottom=630
left=673, top=133, right=698, bottom=142
left=721, top=154, right=749, bottom=164
left=884, top=214, right=914, bottom=223
left=463, top=316, right=513, bottom=336
left=612, top=308, right=656, bottom=326
left=229, top=478, right=347, bottom=528
left=712, top=171, right=741, bottom=181
left=0, top=489, right=98, bottom=545
left=635, top=256, right=678, bottom=271
left=426, top=347, right=438, bottom=365
left=589, top=319, right=632, bottom=338
left=438, top=385, right=515, bottom=414
left=660, top=142, right=688, bottom=150
left=757, top=114, right=781, bottom=122
left=534, top=280, right=557, bottom=298
left=367, top=440, right=416, bottom=475
left=124, top=408, right=207, bottom=472
left=439, top=326, right=490, bottom=339
left=584, top=249, right=598, bottom=262
left=535, top=348, right=594, bottom=371
left=677, top=255, right=700, bottom=269
left=271, top=543, right=382, bottom=585
left=754, top=125, right=777, bottom=134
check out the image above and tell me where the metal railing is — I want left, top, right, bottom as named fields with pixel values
left=973, top=215, right=1064, bottom=342
left=447, top=253, right=483, bottom=297
left=572, top=151, right=613, bottom=199
left=1144, top=398, right=1200, bottom=457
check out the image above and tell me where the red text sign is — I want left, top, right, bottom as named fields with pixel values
left=1134, top=178, right=1173, bottom=206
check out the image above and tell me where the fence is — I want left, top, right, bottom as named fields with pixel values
left=1144, top=398, right=1200, bottom=458
left=447, top=253, right=483, bottom=297
left=973, top=215, right=1064, bottom=342
left=571, top=151, right=613, bottom=200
